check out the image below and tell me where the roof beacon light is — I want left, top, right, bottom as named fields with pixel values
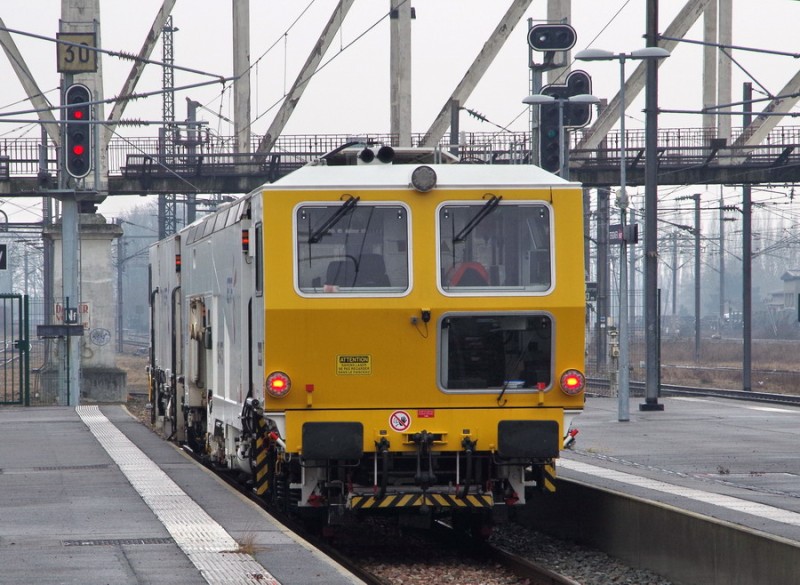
left=411, top=165, right=437, bottom=192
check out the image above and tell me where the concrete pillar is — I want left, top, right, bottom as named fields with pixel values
left=232, top=0, right=251, bottom=155
left=390, top=0, right=412, bottom=146
left=546, top=0, right=571, bottom=85
left=43, top=213, right=126, bottom=403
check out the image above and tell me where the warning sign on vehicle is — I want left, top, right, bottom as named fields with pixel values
left=389, top=410, right=411, bottom=432
left=336, top=354, right=372, bottom=376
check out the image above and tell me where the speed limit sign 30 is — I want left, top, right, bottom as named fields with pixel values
left=57, top=32, right=97, bottom=73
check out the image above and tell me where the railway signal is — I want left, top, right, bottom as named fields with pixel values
left=538, top=71, right=593, bottom=173
left=64, top=83, right=92, bottom=178
left=538, top=101, right=562, bottom=173
left=527, top=24, right=576, bottom=52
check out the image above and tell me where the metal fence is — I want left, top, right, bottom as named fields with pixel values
left=0, top=295, right=29, bottom=405
left=585, top=287, right=647, bottom=395
left=2, top=124, right=800, bottom=178
left=23, top=298, right=71, bottom=405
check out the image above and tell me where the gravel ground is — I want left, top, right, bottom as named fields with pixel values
left=125, top=393, right=152, bottom=425
left=490, top=521, right=675, bottom=585
left=334, top=514, right=677, bottom=585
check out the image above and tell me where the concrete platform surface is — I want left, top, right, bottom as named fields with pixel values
left=0, top=405, right=363, bottom=585
left=561, top=396, right=800, bottom=542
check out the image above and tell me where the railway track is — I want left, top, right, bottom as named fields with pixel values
left=321, top=517, right=584, bottom=585
left=175, top=442, right=582, bottom=585
left=588, top=377, right=800, bottom=406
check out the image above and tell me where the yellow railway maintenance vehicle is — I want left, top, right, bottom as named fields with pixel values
left=149, top=146, right=586, bottom=531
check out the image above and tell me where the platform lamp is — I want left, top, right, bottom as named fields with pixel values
left=575, top=46, right=671, bottom=422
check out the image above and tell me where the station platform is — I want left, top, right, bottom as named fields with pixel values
left=0, top=405, right=363, bottom=585
left=560, top=395, right=800, bottom=543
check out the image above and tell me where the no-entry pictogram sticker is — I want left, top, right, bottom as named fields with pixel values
left=389, top=410, right=411, bottom=432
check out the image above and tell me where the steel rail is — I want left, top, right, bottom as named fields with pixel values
left=588, top=377, right=800, bottom=406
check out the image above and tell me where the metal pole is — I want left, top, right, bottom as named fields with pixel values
left=24, top=246, right=29, bottom=297
left=116, top=218, right=124, bottom=354
left=597, top=187, right=610, bottom=368
left=62, top=195, right=80, bottom=406
left=619, top=210, right=629, bottom=422
left=617, top=56, right=629, bottom=422
left=449, top=99, right=460, bottom=158
left=23, top=294, right=29, bottom=406
left=671, top=231, right=677, bottom=316
left=642, top=0, right=664, bottom=411
left=743, top=183, right=752, bottom=391
left=694, top=194, right=701, bottom=362
left=558, top=99, right=567, bottom=179
left=742, top=82, right=753, bottom=391
left=719, top=190, right=726, bottom=328
left=41, top=124, right=53, bottom=328
left=629, top=202, right=636, bottom=346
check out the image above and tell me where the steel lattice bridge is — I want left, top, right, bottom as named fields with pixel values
left=1, top=126, right=799, bottom=196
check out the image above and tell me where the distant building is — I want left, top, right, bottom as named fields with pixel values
left=779, top=270, right=800, bottom=310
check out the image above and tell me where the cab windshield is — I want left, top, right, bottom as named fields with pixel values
left=296, top=202, right=410, bottom=294
left=439, top=202, right=552, bottom=293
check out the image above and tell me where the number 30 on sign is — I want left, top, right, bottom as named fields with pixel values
left=57, top=33, right=97, bottom=73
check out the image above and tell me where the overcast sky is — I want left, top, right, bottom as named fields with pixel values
left=1, top=0, right=799, bottom=219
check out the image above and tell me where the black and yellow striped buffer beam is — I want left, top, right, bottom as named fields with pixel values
left=252, top=417, right=270, bottom=497
left=542, top=463, right=556, bottom=493
left=350, top=492, right=493, bottom=509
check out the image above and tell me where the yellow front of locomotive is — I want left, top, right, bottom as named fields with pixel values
left=258, top=162, right=585, bottom=517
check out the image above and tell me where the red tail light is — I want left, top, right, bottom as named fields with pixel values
left=265, top=371, right=291, bottom=398
left=559, top=370, right=585, bottom=396
left=241, top=229, right=250, bottom=254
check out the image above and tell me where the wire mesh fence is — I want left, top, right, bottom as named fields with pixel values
left=25, top=297, right=72, bottom=405
left=586, top=288, right=647, bottom=397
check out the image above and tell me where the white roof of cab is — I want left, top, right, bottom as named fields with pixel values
left=265, top=161, right=579, bottom=192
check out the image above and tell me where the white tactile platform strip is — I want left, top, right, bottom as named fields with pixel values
left=561, top=458, right=800, bottom=527
left=77, top=405, right=280, bottom=585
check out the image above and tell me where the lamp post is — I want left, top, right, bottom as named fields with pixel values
left=522, top=93, right=600, bottom=179
left=576, top=46, right=670, bottom=422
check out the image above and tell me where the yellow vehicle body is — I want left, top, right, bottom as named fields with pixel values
left=248, top=158, right=585, bottom=519
left=262, top=184, right=584, bottom=449
left=151, top=149, right=586, bottom=525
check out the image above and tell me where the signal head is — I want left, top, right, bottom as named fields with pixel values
left=528, top=24, right=577, bottom=52
left=64, top=83, right=92, bottom=178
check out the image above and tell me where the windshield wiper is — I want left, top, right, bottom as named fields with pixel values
left=497, top=339, right=528, bottom=407
left=308, top=195, right=360, bottom=243
left=453, top=194, right=502, bottom=243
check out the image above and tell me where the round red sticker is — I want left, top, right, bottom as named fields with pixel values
left=389, top=410, right=411, bottom=432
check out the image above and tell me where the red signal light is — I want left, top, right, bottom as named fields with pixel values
left=72, top=145, right=85, bottom=156
left=72, top=110, right=84, bottom=120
